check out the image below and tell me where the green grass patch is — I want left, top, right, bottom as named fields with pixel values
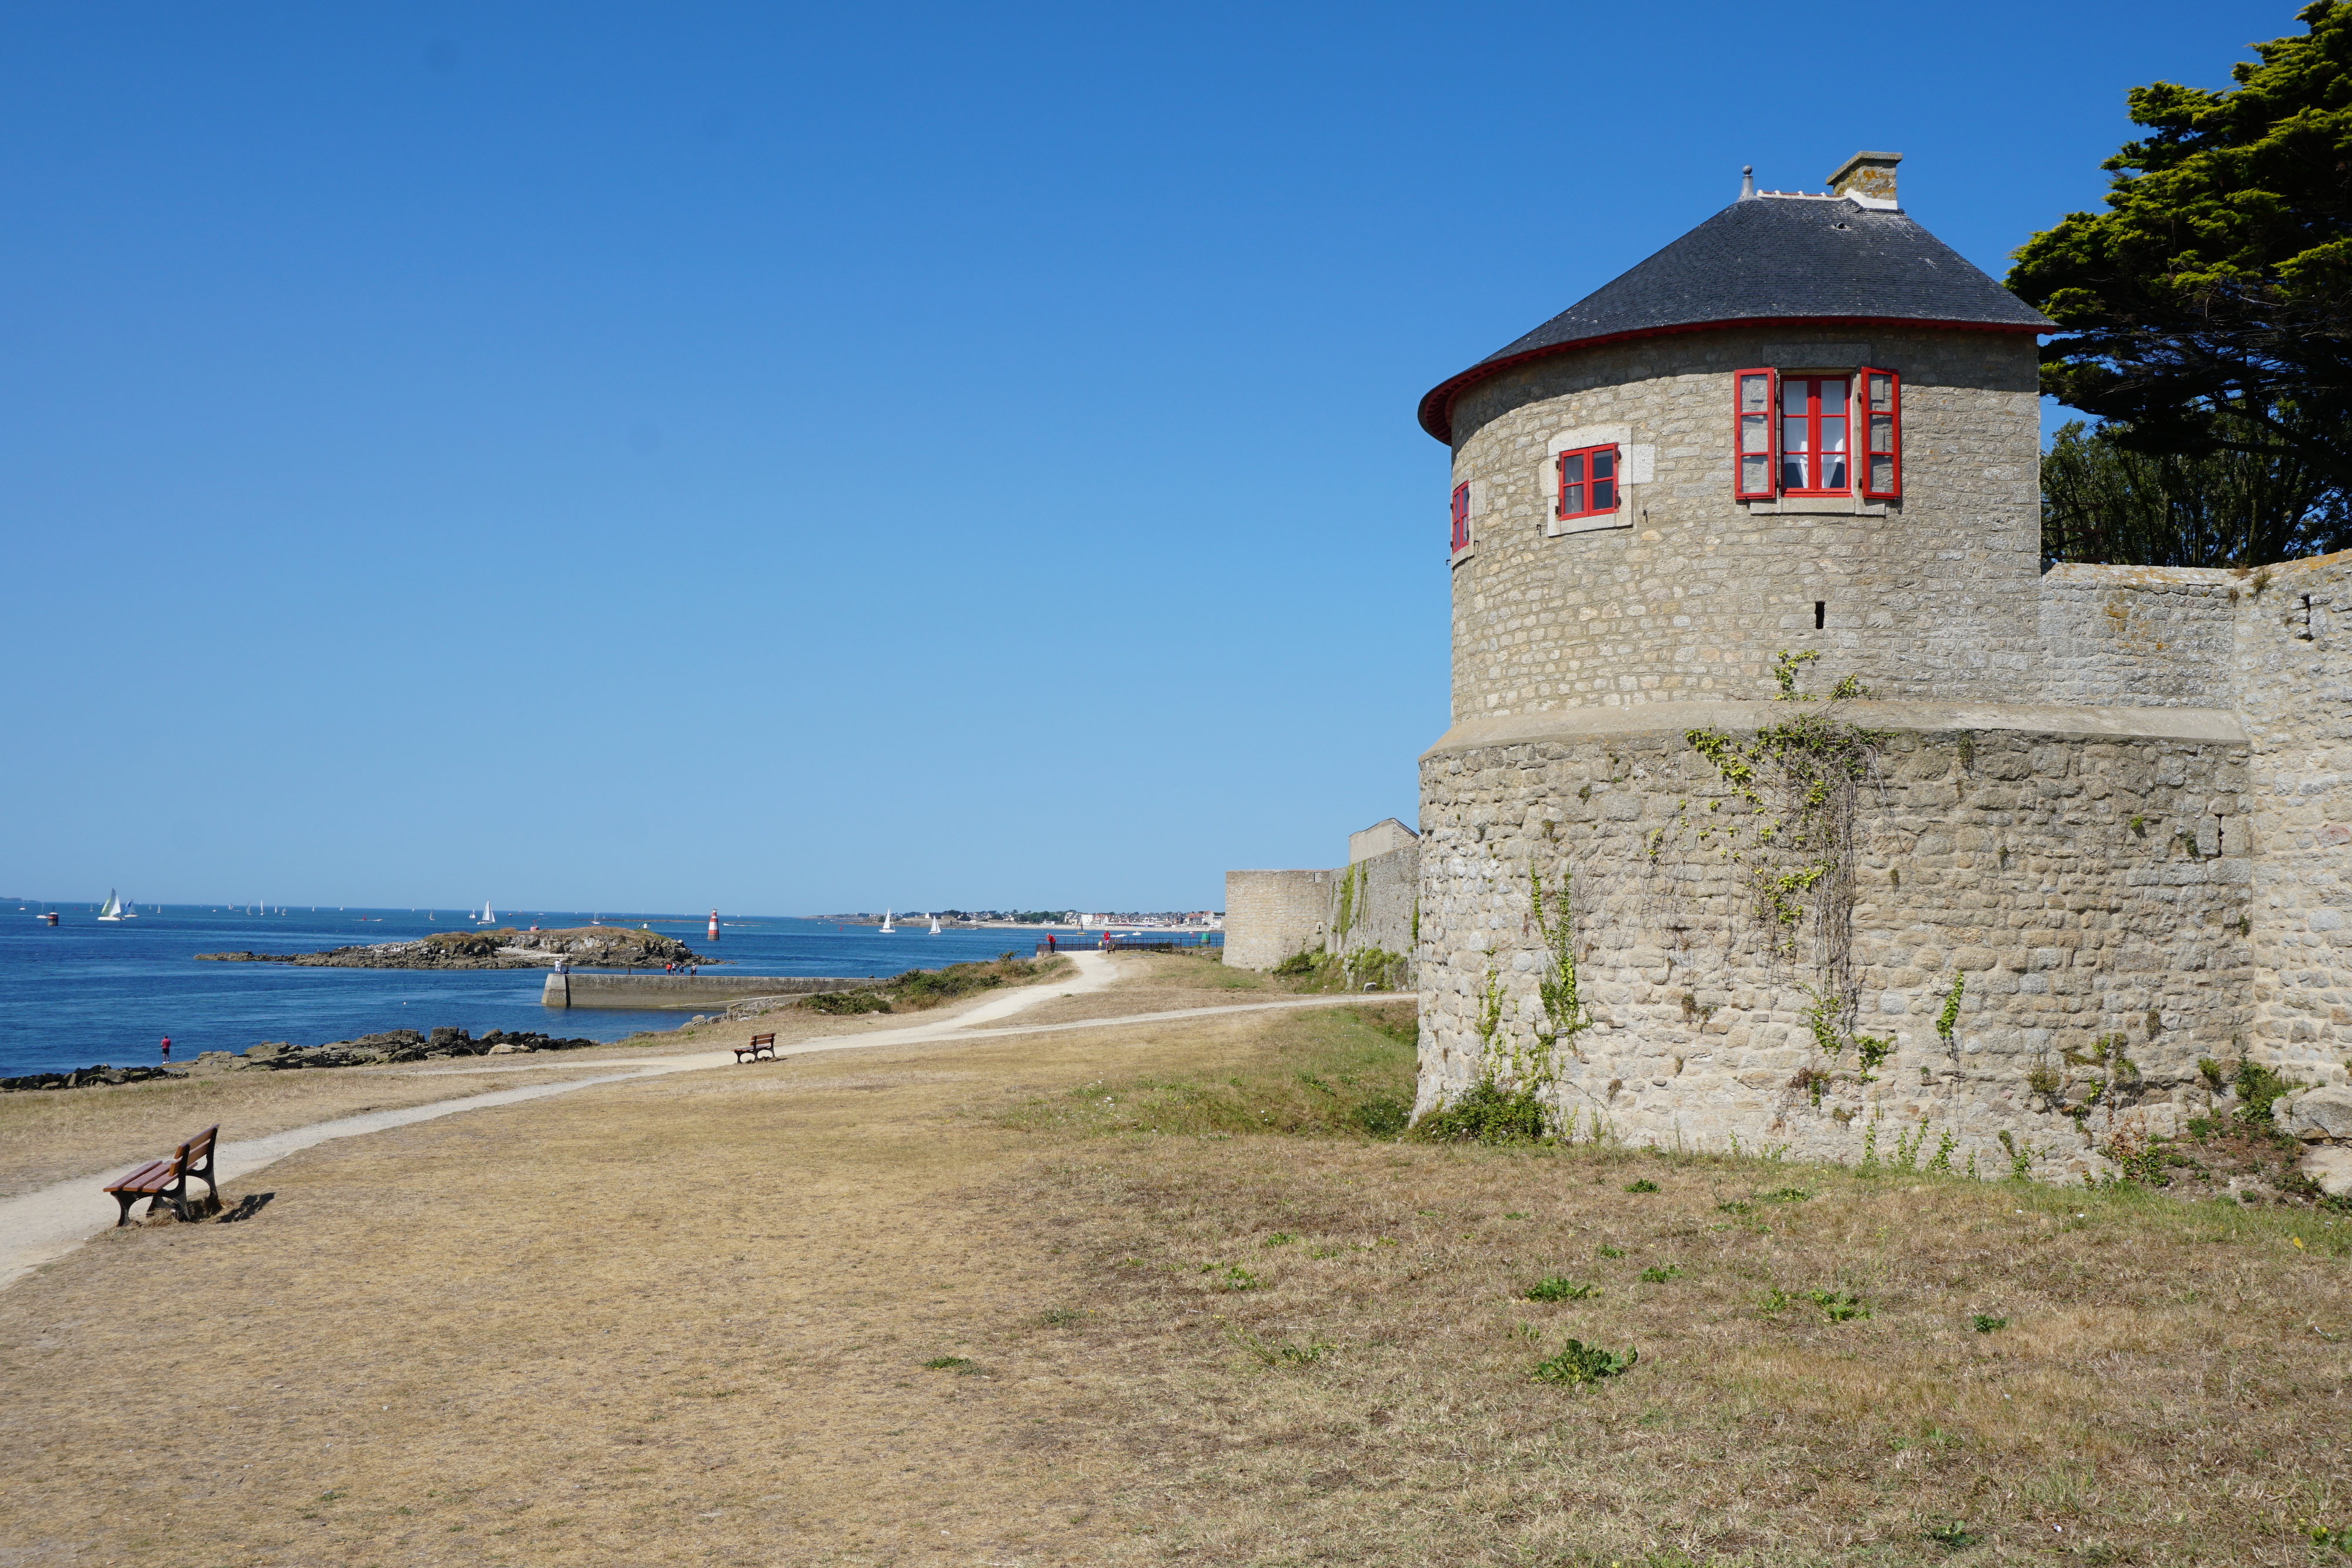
left=993, top=1003, right=1416, bottom=1141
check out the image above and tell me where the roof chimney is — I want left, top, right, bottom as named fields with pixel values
left=1739, top=165, right=1755, bottom=200
left=1826, top=151, right=1900, bottom=209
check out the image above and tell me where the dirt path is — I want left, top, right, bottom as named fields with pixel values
left=0, top=952, right=1381, bottom=1289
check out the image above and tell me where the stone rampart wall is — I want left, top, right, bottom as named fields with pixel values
left=2037, top=564, right=2237, bottom=707
left=1328, top=842, right=1418, bottom=968
left=2236, top=550, right=2352, bottom=1084
left=1416, top=711, right=2251, bottom=1180
left=1224, top=869, right=1333, bottom=970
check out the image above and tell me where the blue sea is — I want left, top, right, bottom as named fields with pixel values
left=0, top=905, right=1108, bottom=1079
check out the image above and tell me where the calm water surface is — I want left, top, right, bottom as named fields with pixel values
left=0, top=906, right=1070, bottom=1079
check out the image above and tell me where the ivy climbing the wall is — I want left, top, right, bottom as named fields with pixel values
left=1683, top=651, right=1890, bottom=1096
left=1417, top=862, right=1596, bottom=1145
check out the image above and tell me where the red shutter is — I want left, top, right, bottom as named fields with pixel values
left=1450, top=482, right=1471, bottom=552
left=1859, top=366, right=1900, bottom=499
left=1734, top=368, right=1777, bottom=499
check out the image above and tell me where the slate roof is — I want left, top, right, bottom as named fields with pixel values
left=1416, top=195, right=2054, bottom=442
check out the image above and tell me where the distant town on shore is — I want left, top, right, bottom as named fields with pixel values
left=813, top=910, right=1221, bottom=929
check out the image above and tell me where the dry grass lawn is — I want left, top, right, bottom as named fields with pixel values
left=4, top=990, right=2350, bottom=1567
left=0, top=978, right=1034, bottom=1199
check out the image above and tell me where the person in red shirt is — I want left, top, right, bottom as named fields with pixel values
left=159, top=1035, right=171, bottom=1062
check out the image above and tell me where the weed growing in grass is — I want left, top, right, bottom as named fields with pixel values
left=1717, top=1199, right=1753, bottom=1215
left=1037, top=1308, right=1085, bottom=1326
left=1530, top=1338, right=1638, bottom=1386
left=1639, top=1265, right=1685, bottom=1283
left=1262, top=1232, right=1297, bottom=1247
left=1220, top=1321, right=1332, bottom=1366
left=1504, top=1211, right=1531, bottom=1219
left=1598, top=1244, right=1625, bottom=1258
left=1759, top=1287, right=1793, bottom=1314
left=1923, top=1521, right=1980, bottom=1552
left=1208, top=1265, right=1264, bottom=1292
left=920, top=1357, right=977, bottom=1373
left=1760, top=1186, right=1813, bottom=1203
left=2307, top=1520, right=2352, bottom=1554
left=1972, top=1314, right=2010, bottom=1333
left=1523, top=1277, right=1600, bottom=1302
left=1625, top=1178, right=1661, bottom=1193
left=1808, top=1289, right=1870, bottom=1322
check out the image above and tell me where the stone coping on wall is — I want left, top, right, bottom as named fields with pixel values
left=1422, top=700, right=2247, bottom=761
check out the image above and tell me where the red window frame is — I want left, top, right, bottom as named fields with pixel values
left=1859, top=366, right=1901, bottom=499
left=1779, top=375, right=1853, bottom=495
left=1734, top=368, right=1776, bottom=499
left=1556, top=443, right=1619, bottom=522
left=1450, top=481, right=1471, bottom=553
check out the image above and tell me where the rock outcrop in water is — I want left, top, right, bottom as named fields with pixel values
left=0, top=1064, right=189, bottom=1093
left=221, top=1027, right=602, bottom=1069
left=195, top=926, right=709, bottom=970
left=4, top=1027, right=616, bottom=1092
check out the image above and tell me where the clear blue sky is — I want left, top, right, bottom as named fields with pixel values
left=0, top=1, right=2286, bottom=914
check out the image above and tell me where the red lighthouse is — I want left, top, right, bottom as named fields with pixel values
left=707, top=909, right=720, bottom=941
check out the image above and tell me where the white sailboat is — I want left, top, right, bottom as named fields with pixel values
left=122, top=899, right=138, bottom=919
left=878, top=908, right=896, bottom=933
left=478, top=902, right=496, bottom=925
left=96, top=890, right=123, bottom=922
left=927, top=912, right=941, bottom=935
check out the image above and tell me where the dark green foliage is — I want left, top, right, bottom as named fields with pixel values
left=1349, top=1096, right=1409, bottom=1136
left=804, top=988, right=893, bottom=1015
left=1760, top=1187, right=1813, bottom=1203
left=1972, top=1314, right=2010, bottom=1334
left=1523, top=1276, right=1599, bottom=1302
left=806, top=955, right=1053, bottom=1016
left=1625, top=1178, right=1660, bottom=1193
left=2008, top=3, right=2352, bottom=497
left=2042, top=417, right=2346, bottom=567
left=1639, top=1264, right=1683, bottom=1283
left=2233, top=1057, right=2303, bottom=1123
left=1412, top=1078, right=1549, bottom=1145
left=1271, top=950, right=1318, bottom=977
left=921, top=1356, right=977, bottom=1373
left=1530, top=1338, right=1638, bottom=1386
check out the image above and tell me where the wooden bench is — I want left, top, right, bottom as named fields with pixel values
left=103, top=1125, right=221, bottom=1226
left=734, top=1032, right=778, bottom=1064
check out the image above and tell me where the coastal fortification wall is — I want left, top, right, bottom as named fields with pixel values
left=1415, top=708, right=2253, bottom=1179
left=2037, top=564, right=2237, bottom=707
left=2236, top=550, right=2352, bottom=1085
left=1445, top=326, right=2044, bottom=715
left=1223, top=870, right=1332, bottom=970
left=1330, top=841, right=1418, bottom=966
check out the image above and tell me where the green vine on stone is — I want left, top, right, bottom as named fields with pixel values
left=1529, top=864, right=1592, bottom=1058
left=1936, top=970, right=1965, bottom=1057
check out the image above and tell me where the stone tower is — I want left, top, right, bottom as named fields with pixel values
left=1411, top=154, right=2352, bottom=1183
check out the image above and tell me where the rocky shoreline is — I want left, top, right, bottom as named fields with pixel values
left=1, top=1025, right=614, bottom=1092
left=195, top=926, right=709, bottom=971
